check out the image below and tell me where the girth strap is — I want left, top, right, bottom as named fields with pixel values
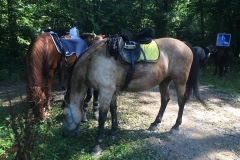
left=121, top=44, right=148, bottom=91
left=122, top=65, right=135, bottom=91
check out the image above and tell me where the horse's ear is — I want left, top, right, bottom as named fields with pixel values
left=61, top=95, right=69, bottom=109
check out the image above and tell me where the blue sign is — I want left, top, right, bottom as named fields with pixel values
left=216, top=33, right=231, bottom=47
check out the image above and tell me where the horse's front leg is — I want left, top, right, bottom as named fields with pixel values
left=223, top=63, right=228, bottom=75
left=91, top=90, right=114, bottom=157
left=149, top=78, right=171, bottom=131
left=45, top=70, right=54, bottom=117
left=108, top=93, right=118, bottom=140
left=60, top=68, right=67, bottom=90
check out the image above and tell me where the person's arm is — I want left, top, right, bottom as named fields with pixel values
left=76, top=29, right=80, bottom=37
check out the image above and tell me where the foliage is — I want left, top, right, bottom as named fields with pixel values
left=1, top=0, right=240, bottom=82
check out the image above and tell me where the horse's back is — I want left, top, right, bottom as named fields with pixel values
left=193, top=46, right=206, bottom=60
left=125, top=38, right=194, bottom=90
left=154, top=38, right=193, bottom=63
left=26, top=32, right=60, bottom=80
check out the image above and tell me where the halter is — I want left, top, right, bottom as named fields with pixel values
left=62, top=104, right=80, bottom=135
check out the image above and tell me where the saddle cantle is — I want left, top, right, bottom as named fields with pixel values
left=107, top=27, right=156, bottom=90
left=119, top=27, right=155, bottom=43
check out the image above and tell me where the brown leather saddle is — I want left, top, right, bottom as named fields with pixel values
left=107, top=27, right=155, bottom=90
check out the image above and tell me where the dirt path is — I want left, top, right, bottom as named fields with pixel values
left=1, top=82, right=240, bottom=160
left=132, top=84, right=240, bottom=160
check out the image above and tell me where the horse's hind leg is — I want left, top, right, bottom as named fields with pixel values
left=149, top=77, right=171, bottom=132
left=223, top=62, right=229, bottom=76
left=170, top=83, right=188, bottom=134
left=219, top=63, right=224, bottom=78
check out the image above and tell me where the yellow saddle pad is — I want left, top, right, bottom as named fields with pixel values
left=138, top=40, right=159, bottom=62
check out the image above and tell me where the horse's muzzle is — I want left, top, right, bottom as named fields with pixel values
left=62, top=129, right=78, bottom=137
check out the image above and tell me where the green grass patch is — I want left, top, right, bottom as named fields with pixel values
left=0, top=93, right=167, bottom=159
left=199, top=59, right=240, bottom=95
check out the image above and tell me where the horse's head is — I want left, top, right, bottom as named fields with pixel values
left=27, top=86, right=47, bottom=120
left=61, top=99, right=83, bottom=137
left=206, top=45, right=217, bottom=54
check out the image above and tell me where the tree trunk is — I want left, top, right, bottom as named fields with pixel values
left=7, top=0, right=18, bottom=60
left=199, top=0, right=204, bottom=42
left=218, top=0, right=225, bottom=32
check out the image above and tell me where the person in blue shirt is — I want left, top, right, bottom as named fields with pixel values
left=69, top=20, right=80, bottom=37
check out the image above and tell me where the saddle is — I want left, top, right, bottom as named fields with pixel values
left=107, top=27, right=155, bottom=90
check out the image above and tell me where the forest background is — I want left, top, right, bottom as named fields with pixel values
left=0, top=0, right=240, bottom=82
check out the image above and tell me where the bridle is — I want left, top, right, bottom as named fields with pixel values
left=62, top=104, right=80, bottom=135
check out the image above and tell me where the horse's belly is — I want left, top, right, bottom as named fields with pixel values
left=126, top=62, right=167, bottom=92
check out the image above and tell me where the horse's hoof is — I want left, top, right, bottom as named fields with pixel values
left=108, top=135, right=116, bottom=140
left=92, top=113, right=99, bottom=121
left=170, top=128, right=179, bottom=134
left=91, top=151, right=101, bottom=157
left=148, top=125, right=158, bottom=132
left=108, top=130, right=117, bottom=140
left=91, top=146, right=102, bottom=157
left=81, top=117, right=88, bottom=123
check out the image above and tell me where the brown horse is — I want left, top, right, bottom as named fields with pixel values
left=212, top=46, right=232, bottom=77
left=26, top=32, right=87, bottom=120
left=61, top=36, right=206, bottom=156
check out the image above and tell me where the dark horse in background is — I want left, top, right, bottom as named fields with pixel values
left=211, top=46, right=232, bottom=78
left=183, top=42, right=214, bottom=70
left=26, top=32, right=89, bottom=120
left=193, top=45, right=215, bottom=70
left=61, top=28, right=206, bottom=156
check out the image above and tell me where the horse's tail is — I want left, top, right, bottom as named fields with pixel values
left=185, top=47, right=207, bottom=107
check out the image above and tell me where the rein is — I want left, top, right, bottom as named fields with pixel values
left=62, top=104, right=80, bottom=135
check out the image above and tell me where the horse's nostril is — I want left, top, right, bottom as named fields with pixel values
left=62, top=130, right=77, bottom=137
left=62, top=131, right=68, bottom=137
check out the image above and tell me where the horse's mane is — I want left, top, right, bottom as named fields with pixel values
left=64, top=37, right=108, bottom=103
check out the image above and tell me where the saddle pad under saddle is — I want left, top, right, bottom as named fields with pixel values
left=138, top=40, right=159, bottom=62
left=60, top=36, right=88, bottom=58
left=48, top=32, right=88, bottom=58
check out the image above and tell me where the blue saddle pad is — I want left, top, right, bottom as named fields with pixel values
left=60, top=36, right=88, bottom=58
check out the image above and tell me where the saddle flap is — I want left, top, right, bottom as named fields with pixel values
left=118, top=37, right=141, bottom=64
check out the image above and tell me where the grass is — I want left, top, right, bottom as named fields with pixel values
left=0, top=92, right=165, bottom=160
left=199, top=58, right=240, bottom=95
